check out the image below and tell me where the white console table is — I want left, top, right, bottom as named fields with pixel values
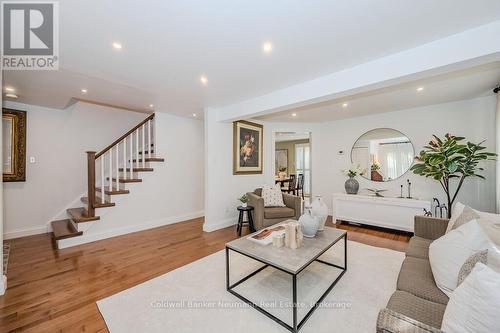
left=332, top=193, right=431, bottom=232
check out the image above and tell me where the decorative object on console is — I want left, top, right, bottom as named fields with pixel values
left=311, top=195, right=328, bottom=231
left=277, top=166, right=287, bottom=180
left=299, top=206, right=320, bottom=238
left=411, top=133, right=496, bottom=218
left=284, top=221, right=303, bottom=249
left=406, top=179, right=412, bottom=199
left=342, top=164, right=364, bottom=194
left=233, top=120, right=263, bottom=175
left=2, top=108, right=27, bottom=182
left=238, top=193, right=249, bottom=208
left=366, top=188, right=387, bottom=197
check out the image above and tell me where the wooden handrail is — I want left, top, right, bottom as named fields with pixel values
left=95, top=114, right=154, bottom=159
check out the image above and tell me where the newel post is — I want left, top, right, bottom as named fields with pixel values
left=86, top=151, right=96, bottom=217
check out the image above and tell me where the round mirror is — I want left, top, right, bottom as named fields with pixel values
left=351, top=128, right=414, bottom=182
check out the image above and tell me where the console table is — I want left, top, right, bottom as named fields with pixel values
left=332, top=193, right=431, bottom=232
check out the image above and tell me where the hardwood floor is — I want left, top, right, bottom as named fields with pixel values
left=0, top=217, right=410, bottom=332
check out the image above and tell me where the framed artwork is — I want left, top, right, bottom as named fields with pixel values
left=3, top=108, right=27, bottom=182
left=275, top=149, right=288, bottom=174
left=233, top=120, right=263, bottom=174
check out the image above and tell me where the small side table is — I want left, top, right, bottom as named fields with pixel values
left=236, top=205, right=255, bottom=236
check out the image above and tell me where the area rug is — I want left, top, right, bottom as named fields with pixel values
left=3, top=243, right=10, bottom=275
left=98, top=240, right=404, bottom=333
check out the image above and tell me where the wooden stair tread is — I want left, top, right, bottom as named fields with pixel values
left=96, top=187, right=130, bottom=195
left=67, top=207, right=100, bottom=223
left=106, top=177, right=142, bottom=183
left=131, top=157, right=165, bottom=162
left=119, top=167, right=154, bottom=172
left=81, top=196, right=115, bottom=208
left=51, top=219, right=82, bottom=240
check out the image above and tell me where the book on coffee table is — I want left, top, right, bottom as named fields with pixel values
left=247, top=225, right=285, bottom=245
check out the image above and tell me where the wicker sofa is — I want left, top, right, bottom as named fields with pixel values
left=246, top=188, right=301, bottom=230
left=377, top=216, right=450, bottom=333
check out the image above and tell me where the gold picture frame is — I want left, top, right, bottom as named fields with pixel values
left=233, top=120, right=263, bottom=174
left=3, top=108, right=27, bottom=182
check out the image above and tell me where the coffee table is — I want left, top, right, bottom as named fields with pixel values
left=225, top=223, right=347, bottom=332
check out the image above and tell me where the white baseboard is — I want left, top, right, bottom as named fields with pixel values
left=0, top=275, right=7, bottom=295
left=203, top=218, right=237, bottom=232
left=57, top=210, right=204, bottom=249
left=4, top=225, right=48, bottom=240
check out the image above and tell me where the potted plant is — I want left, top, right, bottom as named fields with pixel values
left=238, top=194, right=249, bottom=208
left=278, top=166, right=287, bottom=180
left=341, top=164, right=365, bottom=194
left=411, top=134, right=496, bottom=218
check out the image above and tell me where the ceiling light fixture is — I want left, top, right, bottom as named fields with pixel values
left=192, top=113, right=197, bottom=117
left=81, top=89, right=87, bottom=94
left=416, top=87, right=424, bottom=92
left=342, top=103, right=348, bottom=108
left=4, top=87, right=15, bottom=92
left=112, top=42, right=123, bottom=50
left=292, top=113, right=297, bottom=117
left=262, top=41, right=273, bottom=54
left=149, top=104, right=154, bottom=108
left=5, top=93, right=18, bottom=99
left=200, top=76, right=208, bottom=85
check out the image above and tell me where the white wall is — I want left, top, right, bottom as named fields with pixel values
left=2, top=101, right=160, bottom=238
left=58, top=112, right=204, bottom=248
left=204, top=95, right=496, bottom=232
left=314, top=95, right=497, bottom=214
left=204, top=108, right=316, bottom=231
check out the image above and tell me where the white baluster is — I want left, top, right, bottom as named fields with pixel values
left=142, top=123, right=146, bottom=168
left=129, top=134, right=133, bottom=179
left=123, top=137, right=127, bottom=180
left=108, top=150, right=112, bottom=191
left=100, top=157, right=105, bottom=203
left=135, top=129, right=139, bottom=170
left=148, top=119, right=151, bottom=160
left=115, top=145, right=119, bottom=189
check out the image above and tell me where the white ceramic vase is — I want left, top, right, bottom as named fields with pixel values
left=241, top=202, right=247, bottom=208
left=299, top=207, right=320, bottom=238
left=311, top=195, right=328, bottom=231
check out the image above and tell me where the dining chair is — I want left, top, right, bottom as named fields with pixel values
left=283, top=174, right=296, bottom=195
left=296, top=174, right=305, bottom=199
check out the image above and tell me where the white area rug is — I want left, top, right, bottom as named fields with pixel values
left=98, top=240, right=404, bottom=333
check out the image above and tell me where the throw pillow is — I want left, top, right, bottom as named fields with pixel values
left=429, top=219, right=490, bottom=296
left=487, top=242, right=500, bottom=272
left=441, top=263, right=500, bottom=333
left=261, top=184, right=285, bottom=207
left=477, top=218, right=500, bottom=246
left=446, top=203, right=478, bottom=233
left=456, top=249, right=487, bottom=286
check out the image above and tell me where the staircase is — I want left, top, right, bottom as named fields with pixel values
left=50, top=114, right=164, bottom=243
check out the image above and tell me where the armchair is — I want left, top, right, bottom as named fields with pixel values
left=246, top=188, right=302, bottom=230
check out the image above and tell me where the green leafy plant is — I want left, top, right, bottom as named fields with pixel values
left=238, top=194, right=249, bottom=204
left=342, top=164, right=365, bottom=178
left=278, top=166, right=287, bottom=172
left=371, top=163, right=380, bottom=171
left=411, top=134, right=496, bottom=218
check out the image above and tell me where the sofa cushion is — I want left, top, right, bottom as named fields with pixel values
left=406, top=236, right=432, bottom=259
left=397, top=256, right=449, bottom=305
left=264, top=207, right=295, bottom=219
left=387, top=291, right=447, bottom=329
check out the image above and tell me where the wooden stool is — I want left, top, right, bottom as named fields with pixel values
left=236, top=206, right=255, bottom=236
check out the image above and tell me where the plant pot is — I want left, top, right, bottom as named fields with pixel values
left=299, top=207, right=320, bottom=238
left=345, top=177, right=359, bottom=194
left=241, top=202, right=247, bottom=208
left=311, top=195, right=328, bottom=231
left=278, top=172, right=287, bottom=180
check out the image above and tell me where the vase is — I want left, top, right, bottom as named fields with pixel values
left=278, top=172, right=287, bottom=180
left=299, top=207, right=320, bottom=238
left=345, top=177, right=359, bottom=194
left=311, top=195, right=328, bottom=231
left=241, top=202, right=247, bottom=208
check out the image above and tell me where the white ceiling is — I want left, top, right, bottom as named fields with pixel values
left=255, top=63, right=500, bottom=122
left=3, top=0, right=500, bottom=118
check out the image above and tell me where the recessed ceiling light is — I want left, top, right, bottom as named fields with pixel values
left=149, top=104, right=154, bottom=108
left=4, top=86, right=15, bottom=92
left=200, top=76, right=208, bottom=85
left=192, top=113, right=197, bottom=117
left=342, top=103, right=348, bottom=108
left=5, top=93, right=18, bottom=99
left=416, top=87, right=424, bottom=92
left=262, top=41, right=273, bottom=54
left=292, top=113, right=297, bottom=117
left=112, top=42, right=123, bottom=50
left=81, top=89, right=87, bottom=94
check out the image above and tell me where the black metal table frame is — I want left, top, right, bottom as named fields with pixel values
left=226, top=232, right=347, bottom=333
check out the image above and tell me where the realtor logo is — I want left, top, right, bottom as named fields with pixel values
left=1, top=1, right=59, bottom=70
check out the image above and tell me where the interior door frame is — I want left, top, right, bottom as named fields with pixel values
left=272, top=130, right=313, bottom=198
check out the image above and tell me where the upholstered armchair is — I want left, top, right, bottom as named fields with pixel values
left=246, top=188, right=302, bottom=230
